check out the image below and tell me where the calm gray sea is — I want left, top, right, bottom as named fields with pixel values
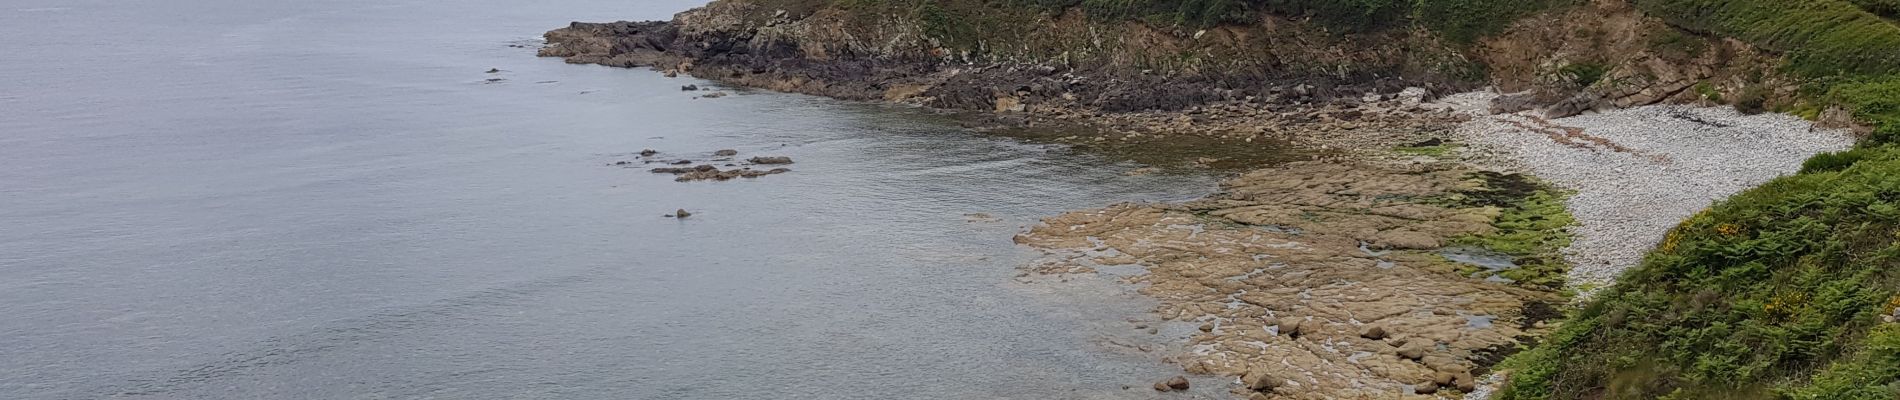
left=0, top=0, right=1226, bottom=398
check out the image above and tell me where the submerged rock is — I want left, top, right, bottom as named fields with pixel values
left=667, top=209, right=691, bottom=218
left=667, top=166, right=791, bottom=182
left=747, top=156, right=793, bottom=164
left=713, top=149, right=738, bottom=156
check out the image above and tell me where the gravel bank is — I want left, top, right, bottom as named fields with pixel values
left=1445, top=93, right=1856, bottom=291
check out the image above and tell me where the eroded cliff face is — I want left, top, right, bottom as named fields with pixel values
left=539, top=0, right=1475, bottom=113
left=1475, top=0, right=1795, bottom=116
left=540, top=0, right=1791, bottom=122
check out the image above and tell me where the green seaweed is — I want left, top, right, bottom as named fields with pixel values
left=1447, top=173, right=1577, bottom=291
left=1394, top=143, right=1457, bottom=157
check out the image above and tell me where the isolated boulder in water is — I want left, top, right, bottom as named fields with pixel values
left=713, top=149, right=738, bottom=156
left=748, top=156, right=793, bottom=164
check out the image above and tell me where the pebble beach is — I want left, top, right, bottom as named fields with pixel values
left=1447, top=92, right=1856, bottom=291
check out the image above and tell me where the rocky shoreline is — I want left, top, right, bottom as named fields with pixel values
left=1014, top=160, right=1564, bottom=398
left=538, top=2, right=1860, bottom=398
left=537, top=15, right=1480, bottom=161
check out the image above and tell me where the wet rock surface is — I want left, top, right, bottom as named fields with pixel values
left=1014, top=161, right=1560, bottom=398
left=612, top=149, right=794, bottom=181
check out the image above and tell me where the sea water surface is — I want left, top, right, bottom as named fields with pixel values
left=0, top=0, right=1225, bottom=398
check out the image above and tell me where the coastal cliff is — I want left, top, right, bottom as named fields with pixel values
left=542, top=0, right=1900, bottom=398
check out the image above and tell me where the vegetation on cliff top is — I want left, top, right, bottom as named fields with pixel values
left=1498, top=1, right=1900, bottom=397
left=1498, top=146, right=1900, bottom=399
left=813, top=0, right=1577, bottom=45
left=1632, top=0, right=1900, bottom=77
left=1023, top=0, right=1579, bottom=42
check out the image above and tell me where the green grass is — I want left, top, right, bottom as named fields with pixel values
left=1632, top=0, right=1900, bottom=76
left=1261, top=0, right=1576, bottom=42
left=1832, top=75, right=1900, bottom=144
left=1785, top=324, right=1900, bottom=399
left=1498, top=146, right=1900, bottom=399
left=1844, top=0, right=1900, bottom=19
left=1559, top=62, right=1609, bottom=88
left=1693, top=81, right=1724, bottom=103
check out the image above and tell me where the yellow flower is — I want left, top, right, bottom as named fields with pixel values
left=1715, top=223, right=1744, bottom=236
left=1661, top=231, right=1682, bottom=252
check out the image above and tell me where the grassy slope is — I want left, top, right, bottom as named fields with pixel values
left=1499, top=146, right=1900, bottom=399
left=1501, top=1, right=1900, bottom=398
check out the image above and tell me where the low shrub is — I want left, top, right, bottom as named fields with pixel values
left=1498, top=145, right=1900, bottom=399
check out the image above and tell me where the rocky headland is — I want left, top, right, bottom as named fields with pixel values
left=541, top=0, right=1891, bottom=397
